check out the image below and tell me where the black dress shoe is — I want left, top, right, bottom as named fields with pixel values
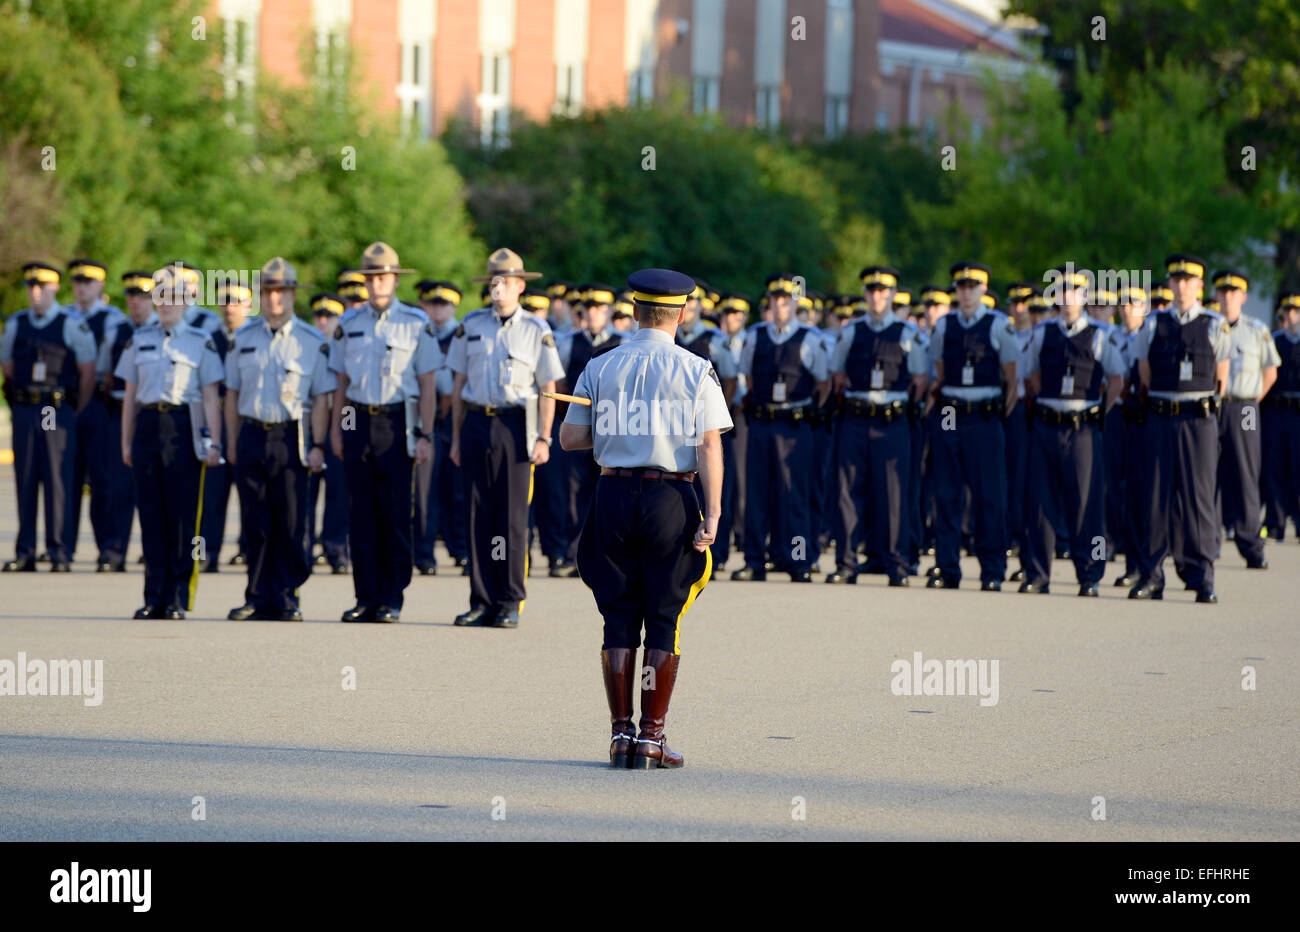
left=163, top=606, right=185, bottom=620
left=789, top=570, right=812, bottom=583
left=313, top=553, right=329, bottom=566
left=278, top=609, right=304, bottom=621
left=373, top=606, right=400, bottom=623
left=1195, top=588, right=1218, bottom=604
left=888, top=576, right=910, bottom=587
left=133, top=605, right=162, bottom=619
left=549, top=561, right=580, bottom=578
left=50, top=561, right=71, bottom=572
left=731, top=565, right=765, bottom=582
left=1055, top=545, right=1071, bottom=560
left=461, top=564, right=470, bottom=576
left=1245, top=556, right=1268, bottom=569
left=37, top=552, right=51, bottom=563
left=417, top=562, right=438, bottom=576
left=454, top=556, right=469, bottom=568
left=825, top=571, right=857, bottom=584
left=980, top=579, right=1002, bottom=592
left=1009, top=568, right=1026, bottom=583
left=1128, top=581, right=1164, bottom=600
left=1018, top=579, right=1050, bottom=593
left=331, top=563, right=350, bottom=575
left=453, top=607, right=494, bottom=627
left=229, top=552, right=247, bottom=566
left=3, top=558, right=37, bottom=572
left=1114, top=573, right=1138, bottom=587
left=1078, top=583, right=1099, bottom=597
left=926, top=574, right=958, bottom=589
left=341, top=604, right=374, bottom=623
left=228, top=604, right=265, bottom=621
left=925, top=564, right=942, bottom=578
left=95, top=560, right=115, bottom=573
left=491, top=610, right=520, bottom=628
left=763, top=560, right=778, bottom=572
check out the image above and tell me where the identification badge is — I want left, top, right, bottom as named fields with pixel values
left=1061, top=371, right=1075, bottom=395
left=1179, top=358, right=1194, bottom=382
left=499, top=359, right=515, bottom=387
left=870, top=367, right=884, bottom=390
left=772, top=380, right=787, bottom=403
left=32, top=360, right=47, bottom=383
left=383, top=347, right=398, bottom=382
left=281, top=376, right=298, bottom=406
left=961, top=363, right=974, bottom=386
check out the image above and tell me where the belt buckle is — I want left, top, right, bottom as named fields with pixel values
left=485, top=405, right=497, bottom=417
left=366, top=404, right=380, bottom=415
left=1169, top=400, right=1180, bottom=416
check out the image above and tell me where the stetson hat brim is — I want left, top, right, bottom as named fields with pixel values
left=470, top=270, right=543, bottom=282
left=360, top=266, right=416, bottom=276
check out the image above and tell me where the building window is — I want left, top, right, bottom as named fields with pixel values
left=398, top=39, right=432, bottom=138
left=555, top=61, right=585, bottom=116
left=480, top=51, right=512, bottom=147
left=756, top=84, right=781, bottom=130
left=825, top=95, right=849, bottom=139
left=693, top=76, right=719, bottom=115
left=923, top=115, right=937, bottom=140
left=222, top=15, right=257, bottom=115
left=628, top=69, right=654, bottom=105
left=876, top=108, right=890, bottom=130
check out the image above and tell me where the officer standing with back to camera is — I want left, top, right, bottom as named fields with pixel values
left=1018, top=267, right=1125, bottom=596
left=2, top=263, right=97, bottom=572
left=827, top=266, right=928, bottom=587
left=63, top=259, right=126, bottom=568
left=733, top=274, right=830, bottom=583
left=224, top=259, right=335, bottom=622
left=1127, top=255, right=1231, bottom=603
left=1263, top=291, right=1300, bottom=541
left=925, top=261, right=1018, bottom=591
left=1212, top=269, right=1279, bottom=570
left=306, top=292, right=350, bottom=574
left=448, top=248, right=565, bottom=629
left=560, top=268, right=732, bottom=770
left=115, top=266, right=224, bottom=618
left=95, top=271, right=159, bottom=571
left=329, top=243, right=440, bottom=623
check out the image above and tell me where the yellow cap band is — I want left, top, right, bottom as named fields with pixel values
left=1214, top=274, right=1248, bottom=291
left=631, top=290, right=688, bottom=307
left=25, top=268, right=61, bottom=284
left=893, top=292, right=912, bottom=306
left=70, top=264, right=106, bottom=281
left=952, top=268, right=990, bottom=285
left=586, top=289, right=615, bottom=305
left=861, top=272, right=898, bottom=288
left=1167, top=260, right=1205, bottom=278
left=312, top=297, right=344, bottom=315
left=921, top=290, right=951, bottom=304
left=768, top=279, right=798, bottom=294
left=981, top=293, right=996, bottom=307
left=223, top=285, right=253, bottom=303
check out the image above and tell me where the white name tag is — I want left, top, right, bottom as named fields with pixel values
left=870, top=367, right=884, bottom=390
left=961, top=363, right=974, bottom=386
left=1061, top=372, right=1075, bottom=395
left=772, top=380, right=787, bottom=403
left=32, top=360, right=47, bottom=383
left=1179, top=358, right=1194, bottom=382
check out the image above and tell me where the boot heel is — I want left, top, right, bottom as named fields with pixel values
left=611, top=753, right=633, bottom=769
left=631, top=753, right=656, bottom=770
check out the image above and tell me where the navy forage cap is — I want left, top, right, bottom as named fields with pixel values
left=310, top=292, right=344, bottom=316
left=949, top=261, right=990, bottom=285
left=859, top=266, right=900, bottom=289
left=121, top=270, right=155, bottom=295
left=626, top=269, right=695, bottom=308
left=1165, top=254, right=1206, bottom=279
left=421, top=281, right=462, bottom=305
left=764, top=273, right=799, bottom=296
left=520, top=289, right=551, bottom=312
left=1211, top=269, right=1249, bottom=292
left=1006, top=282, right=1035, bottom=302
left=919, top=285, right=951, bottom=305
left=23, top=262, right=61, bottom=285
left=582, top=283, right=617, bottom=306
left=68, top=259, right=107, bottom=282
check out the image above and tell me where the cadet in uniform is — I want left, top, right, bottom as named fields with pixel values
left=560, top=268, right=732, bottom=770
left=827, top=266, right=928, bottom=586
left=63, top=260, right=126, bottom=566
left=1110, top=285, right=1149, bottom=588
left=925, top=262, right=1018, bottom=590
left=676, top=282, right=738, bottom=572
left=96, top=272, right=159, bottom=571
left=1263, top=291, right=1300, bottom=540
left=337, top=269, right=369, bottom=314
left=552, top=284, right=622, bottom=576
left=449, top=249, right=565, bottom=628
left=1003, top=283, right=1036, bottom=583
left=1127, top=255, right=1231, bottom=602
left=1, top=263, right=97, bottom=572
left=718, top=294, right=751, bottom=559
left=165, top=261, right=223, bottom=337
left=733, top=275, right=829, bottom=582
left=306, top=292, right=350, bottom=573
left=1018, top=270, right=1124, bottom=595
left=114, top=267, right=224, bottom=617
left=224, top=260, right=335, bottom=621
left=328, top=243, right=440, bottom=623
left=1213, top=270, right=1279, bottom=569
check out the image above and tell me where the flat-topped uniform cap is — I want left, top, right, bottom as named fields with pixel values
left=1211, top=269, right=1249, bottom=292
left=121, top=270, right=155, bottom=295
left=626, top=268, right=695, bottom=309
left=216, top=282, right=253, bottom=304
left=949, top=261, right=990, bottom=286
left=416, top=280, right=462, bottom=305
left=336, top=268, right=369, bottom=301
left=1165, top=254, right=1206, bottom=279
left=22, top=262, right=61, bottom=286
left=859, top=266, right=900, bottom=289
left=471, top=247, right=541, bottom=282
left=520, top=290, right=551, bottom=312
left=1006, top=282, right=1034, bottom=302
left=162, top=261, right=202, bottom=287
left=311, top=292, right=344, bottom=316
left=361, top=241, right=416, bottom=276
left=260, top=256, right=307, bottom=290
left=1053, top=265, right=1089, bottom=289
left=582, top=283, right=616, bottom=306
left=1151, top=285, right=1174, bottom=304
left=981, top=292, right=997, bottom=308
left=717, top=292, right=752, bottom=316
left=68, top=259, right=107, bottom=282
left=892, top=288, right=912, bottom=308
left=611, top=294, right=635, bottom=319
left=920, top=285, right=951, bottom=306
left=1276, top=291, right=1300, bottom=310
left=546, top=280, right=574, bottom=299
left=1118, top=285, right=1147, bottom=305
left=764, top=273, right=799, bottom=297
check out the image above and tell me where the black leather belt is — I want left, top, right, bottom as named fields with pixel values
left=937, top=396, right=1002, bottom=418
left=1222, top=397, right=1257, bottom=404
left=467, top=402, right=523, bottom=417
left=353, top=401, right=404, bottom=416
left=746, top=403, right=811, bottom=422
left=13, top=387, right=68, bottom=406
left=1148, top=396, right=1219, bottom=418
left=243, top=417, right=294, bottom=431
left=844, top=398, right=906, bottom=421
left=1033, top=403, right=1104, bottom=429
left=1273, top=395, right=1300, bottom=412
left=600, top=467, right=696, bottom=482
left=140, top=401, right=187, bottom=412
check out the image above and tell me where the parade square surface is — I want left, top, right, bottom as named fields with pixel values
left=0, top=470, right=1295, bottom=842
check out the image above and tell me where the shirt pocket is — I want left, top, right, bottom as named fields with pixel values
left=506, top=346, right=535, bottom=388
left=165, top=345, right=199, bottom=400
left=343, top=334, right=373, bottom=383
left=281, top=358, right=308, bottom=408
left=385, top=333, right=418, bottom=382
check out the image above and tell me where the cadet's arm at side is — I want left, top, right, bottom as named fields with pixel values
left=559, top=420, right=592, bottom=451
left=694, top=429, right=723, bottom=552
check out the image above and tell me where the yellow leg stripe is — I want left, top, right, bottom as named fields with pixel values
left=520, top=463, right=535, bottom=614
left=188, top=463, right=207, bottom=611
left=673, top=536, right=712, bottom=656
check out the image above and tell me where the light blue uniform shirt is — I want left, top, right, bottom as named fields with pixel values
left=564, top=328, right=733, bottom=472
left=1013, top=324, right=1034, bottom=401
left=928, top=306, right=1019, bottom=402
left=1277, top=329, right=1300, bottom=396
left=1026, top=315, right=1125, bottom=411
left=184, top=305, right=223, bottom=336
left=725, top=330, right=747, bottom=406
left=1224, top=315, right=1281, bottom=399
left=112, top=320, right=223, bottom=404
left=328, top=300, right=441, bottom=405
left=225, top=316, right=336, bottom=421
left=738, top=320, right=830, bottom=405
left=831, top=314, right=928, bottom=403
left=675, top=321, right=739, bottom=380
left=65, top=300, right=127, bottom=349
left=447, top=306, right=565, bottom=407
left=557, top=327, right=620, bottom=372
left=0, top=306, right=97, bottom=367
left=97, top=313, right=158, bottom=391
left=431, top=318, right=460, bottom=400
left=1130, top=305, right=1232, bottom=401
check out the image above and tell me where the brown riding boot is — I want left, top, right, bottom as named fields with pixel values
left=601, top=648, right=638, bottom=769
left=633, top=649, right=684, bottom=769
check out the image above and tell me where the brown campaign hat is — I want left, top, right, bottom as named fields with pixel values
left=471, top=247, right=542, bottom=282
left=360, top=241, right=416, bottom=276
left=259, top=257, right=309, bottom=289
